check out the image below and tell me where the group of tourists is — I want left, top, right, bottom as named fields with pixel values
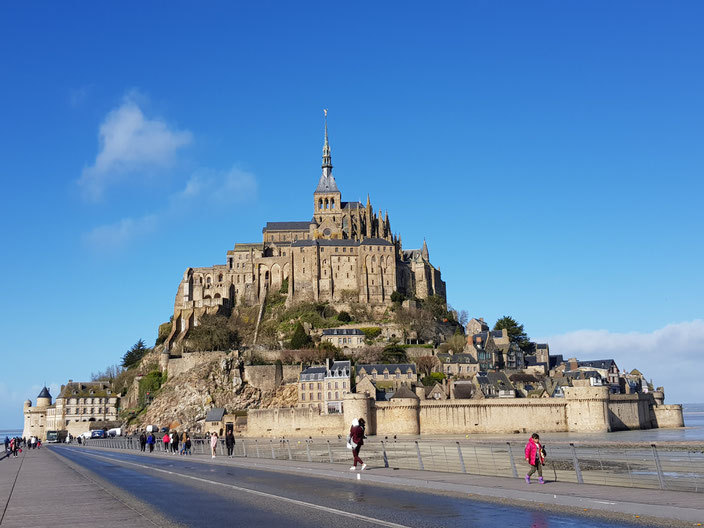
left=343, top=419, right=548, bottom=484
left=134, top=430, right=239, bottom=457
left=3, top=436, right=42, bottom=458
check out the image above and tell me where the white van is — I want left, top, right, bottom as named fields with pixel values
left=107, top=428, right=122, bottom=437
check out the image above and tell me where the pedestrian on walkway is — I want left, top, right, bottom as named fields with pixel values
left=147, top=433, right=155, bottom=453
left=4, top=436, right=9, bottom=452
left=524, top=433, right=545, bottom=484
left=225, top=430, right=236, bottom=457
left=162, top=432, right=170, bottom=453
left=171, top=432, right=179, bottom=454
left=184, top=434, right=192, bottom=456
left=139, top=432, right=147, bottom=452
left=210, top=432, right=218, bottom=458
left=348, top=418, right=367, bottom=471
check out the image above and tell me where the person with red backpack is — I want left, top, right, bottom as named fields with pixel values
left=524, top=433, right=546, bottom=484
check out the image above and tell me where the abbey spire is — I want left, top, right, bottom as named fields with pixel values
left=315, top=109, right=339, bottom=193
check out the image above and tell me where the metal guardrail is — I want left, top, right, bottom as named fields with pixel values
left=82, top=436, right=704, bottom=493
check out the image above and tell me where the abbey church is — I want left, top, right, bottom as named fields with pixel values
left=166, top=119, right=445, bottom=349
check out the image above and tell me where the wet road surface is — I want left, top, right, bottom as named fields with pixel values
left=51, top=446, right=648, bottom=528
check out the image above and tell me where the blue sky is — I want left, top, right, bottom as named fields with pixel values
left=1, top=2, right=702, bottom=427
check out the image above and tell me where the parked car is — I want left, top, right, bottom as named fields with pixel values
left=80, top=431, right=92, bottom=439
left=90, top=430, right=106, bottom=439
left=107, top=428, right=122, bottom=437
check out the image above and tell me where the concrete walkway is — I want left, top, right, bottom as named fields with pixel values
left=0, top=448, right=168, bottom=527
left=2, top=445, right=703, bottom=526
left=73, top=444, right=704, bottom=526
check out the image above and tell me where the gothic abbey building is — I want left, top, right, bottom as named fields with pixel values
left=166, top=121, right=445, bottom=349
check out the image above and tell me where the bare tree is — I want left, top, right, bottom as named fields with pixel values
left=415, top=356, right=440, bottom=377
left=458, top=310, right=469, bottom=327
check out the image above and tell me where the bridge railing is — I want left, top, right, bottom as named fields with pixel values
left=81, top=436, right=704, bottom=493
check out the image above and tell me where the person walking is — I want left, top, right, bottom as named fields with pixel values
left=183, top=434, right=192, bottom=456
left=147, top=433, right=155, bottom=453
left=162, top=432, right=170, bottom=453
left=225, top=430, right=235, bottom=457
left=139, top=432, right=147, bottom=452
left=171, top=432, right=179, bottom=454
left=4, top=436, right=9, bottom=452
left=524, top=433, right=545, bottom=484
left=210, top=432, right=218, bottom=458
left=348, top=418, right=367, bottom=471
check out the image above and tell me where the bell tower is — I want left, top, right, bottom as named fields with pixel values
left=313, top=110, right=343, bottom=239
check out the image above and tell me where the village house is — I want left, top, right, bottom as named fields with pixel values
left=321, top=328, right=366, bottom=349
left=298, top=360, right=351, bottom=413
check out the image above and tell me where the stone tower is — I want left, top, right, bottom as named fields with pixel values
left=313, top=112, right=343, bottom=239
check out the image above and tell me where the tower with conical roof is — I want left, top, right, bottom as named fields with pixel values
left=36, top=386, right=52, bottom=408
left=313, top=110, right=343, bottom=239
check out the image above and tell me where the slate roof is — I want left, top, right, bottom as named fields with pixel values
left=524, top=356, right=547, bottom=367
left=360, top=237, right=393, bottom=246
left=548, top=354, right=564, bottom=369
left=263, top=221, right=313, bottom=232
left=453, top=382, right=474, bottom=399
left=356, top=364, right=417, bottom=375
left=437, top=353, right=477, bottom=364
left=37, top=387, right=51, bottom=399
left=205, top=408, right=226, bottom=422
left=58, top=382, right=113, bottom=399
left=578, top=359, right=617, bottom=370
left=314, top=174, right=340, bottom=193
left=322, top=328, right=364, bottom=336
left=300, top=366, right=326, bottom=381
left=390, top=386, right=419, bottom=400
left=342, top=201, right=363, bottom=210
left=536, top=343, right=549, bottom=349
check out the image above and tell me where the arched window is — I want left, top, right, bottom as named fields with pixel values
left=218, top=274, right=223, bottom=282
left=331, top=199, right=335, bottom=209
left=325, top=198, right=329, bottom=210
left=318, top=198, right=323, bottom=210
left=206, top=276, right=211, bottom=284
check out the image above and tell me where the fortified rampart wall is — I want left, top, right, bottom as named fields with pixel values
left=247, top=407, right=345, bottom=437
left=607, top=393, right=654, bottom=431
left=419, top=399, right=568, bottom=434
left=244, top=385, right=686, bottom=437
left=653, top=404, right=685, bottom=428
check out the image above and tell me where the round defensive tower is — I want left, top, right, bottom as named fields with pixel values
left=36, top=386, right=52, bottom=408
left=343, top=393, right=374, bottom=435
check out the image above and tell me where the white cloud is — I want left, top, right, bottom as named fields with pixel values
left=79, top=93, right=192, bottom=200
left=84, top=166, right=257, bottom=251
left=539, top=320, right=704, bottom=404
left=83, top=214, right=159, bottom=252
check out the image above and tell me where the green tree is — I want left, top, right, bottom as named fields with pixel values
left=122, top=339, right=149, bottom=369
left=381, top=344, right=408, bottom=364
left=290, top=322, right=313, bottom=349
left=493, top=315, right=531, bottom=352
